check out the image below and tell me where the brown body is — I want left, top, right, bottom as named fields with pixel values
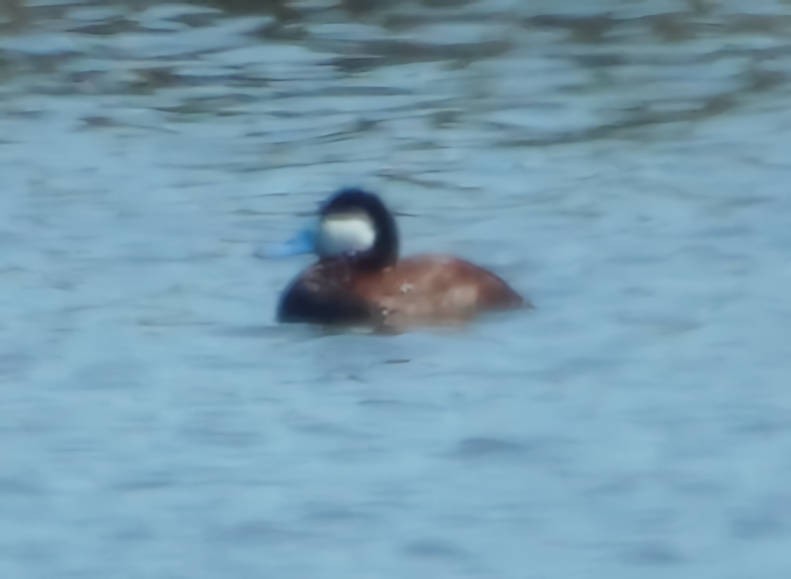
left=355, top=255, right=523, bottom=327
left=278, top=254, right=525, bottom=331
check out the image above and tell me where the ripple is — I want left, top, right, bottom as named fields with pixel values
left=450, top=436, right=530, bottom=460
left=403, top=537, right=468, bottom=560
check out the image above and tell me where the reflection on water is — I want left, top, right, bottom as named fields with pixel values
left=2, top=1, right=791, bottom=578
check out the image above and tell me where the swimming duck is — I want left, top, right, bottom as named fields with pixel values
left=270, top=188, right=526, bottom=330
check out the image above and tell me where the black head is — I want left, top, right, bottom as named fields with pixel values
left=316, top=188, right=399, bottom=270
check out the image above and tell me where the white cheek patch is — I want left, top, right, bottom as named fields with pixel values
left=317, top=214, right=376, bottom=257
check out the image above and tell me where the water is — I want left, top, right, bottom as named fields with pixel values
left=2, top=1, right=791, bottom=577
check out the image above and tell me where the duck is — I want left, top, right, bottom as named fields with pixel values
left=269, top=188, right=526, bottom=331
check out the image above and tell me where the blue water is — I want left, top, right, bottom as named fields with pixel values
left=2, top=1, right=791, bottom=577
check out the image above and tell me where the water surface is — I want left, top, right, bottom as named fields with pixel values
left=2, top=1, right=791, bottom=577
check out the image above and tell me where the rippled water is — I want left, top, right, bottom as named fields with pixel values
left=2, top=1, right=791, bottom=577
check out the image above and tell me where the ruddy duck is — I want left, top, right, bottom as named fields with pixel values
left=270, top=188, right=525, bottom=330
